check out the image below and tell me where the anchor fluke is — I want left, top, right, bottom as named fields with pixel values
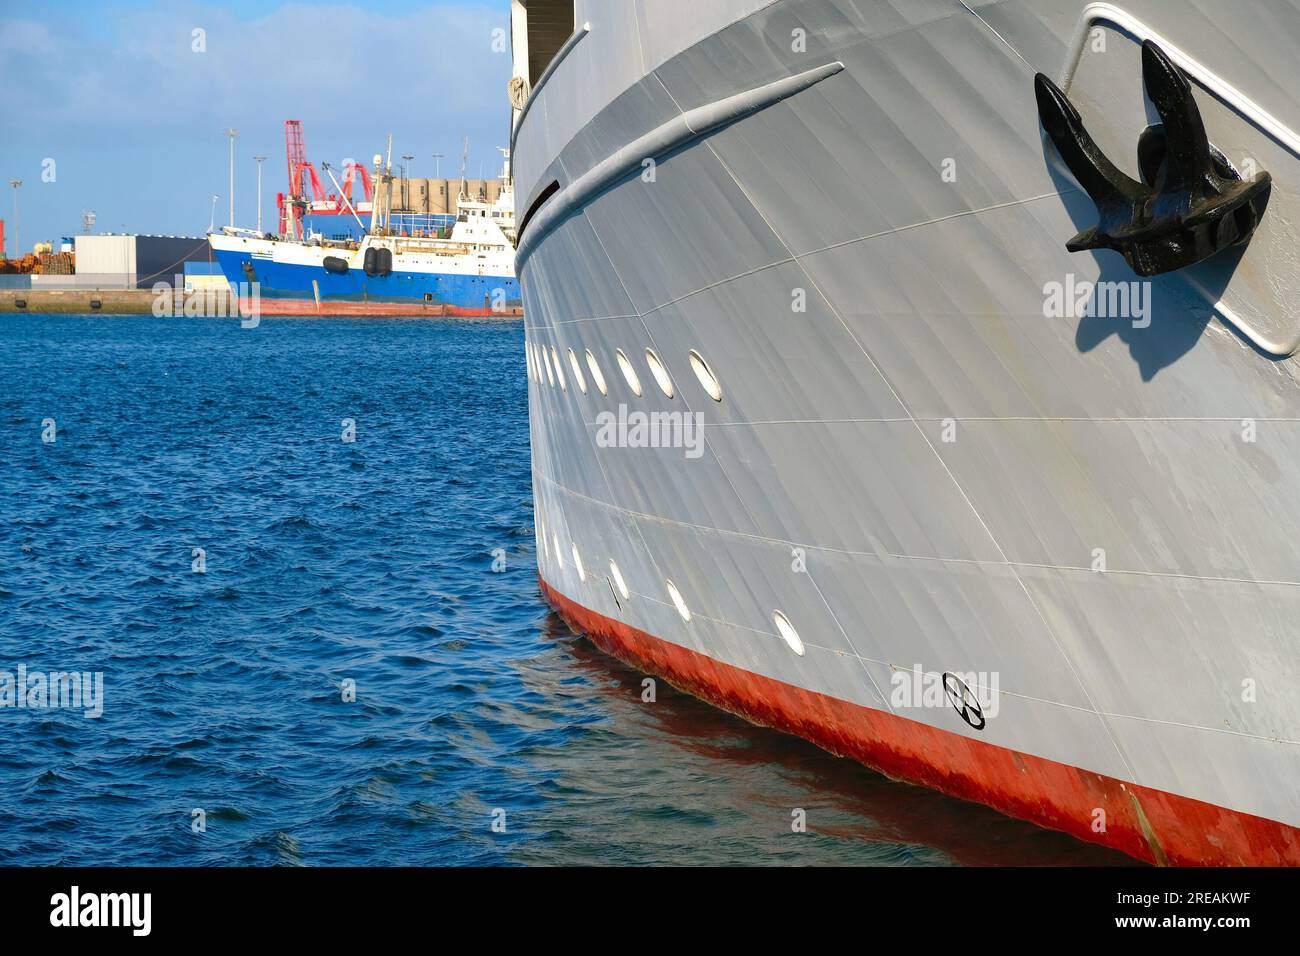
left=1035, top=39, right=1272, bottom=276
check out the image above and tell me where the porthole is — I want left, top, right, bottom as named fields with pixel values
left=773, top=611, right=805, bottom=656
left=585, top=349, right=608, bottom=395
left=551, top=346, right=566, bottom=391
left=665, top=580, right=691, bottom=622
left=615, top=349, right=642, bottom=396
left=571, top=544, right=585, bottom=581
left=689, top=350, right=722, bottom=401
left=543, top=346, right=555, bottom=387
left=645, top=348, right=674, bottom=398
left=567, top=348, right=587, bottom=393
left=609, top=560, right=629, bottom=600
left=552, top=533, right=562, bottom=565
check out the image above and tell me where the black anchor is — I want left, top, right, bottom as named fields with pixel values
left=1035, top=39, right=1271, bottom=277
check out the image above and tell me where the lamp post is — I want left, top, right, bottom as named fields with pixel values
left=253, top=155, right=267, bottom=233
left=223, top=128, right=239, bottom=227
left=209, top=194, right=219, bottom=234
left=434, top=154, right=444, bottom=215
left=401, top=154, right=414, bottom=214
left=8, top=180, right=21, bottom=258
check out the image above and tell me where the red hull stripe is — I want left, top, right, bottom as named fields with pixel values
left=540, top=576, right=1300, bottom=866
left=238, top=299, right=522, bottom=318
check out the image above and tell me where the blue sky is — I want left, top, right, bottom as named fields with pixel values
left=0, top=0, right=512, bottom=248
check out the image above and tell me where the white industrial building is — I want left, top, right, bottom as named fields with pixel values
left=70, top=234, right=212, bottom=288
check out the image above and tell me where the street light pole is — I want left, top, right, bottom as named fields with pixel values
left=253, top=155, right=267, bottom=233
left=8, top=180, right=21, bottom=258
left=223, top=128, right=239, bottom=227
left=431, top=154, right=445, bottom=215
left=209, top=194, right=219, bottom=234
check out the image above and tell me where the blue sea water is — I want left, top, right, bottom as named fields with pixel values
left=0, top=314, right=1131, bottom=866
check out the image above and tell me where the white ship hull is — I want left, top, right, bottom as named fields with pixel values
left=513, top=0, right=1300, bottom=864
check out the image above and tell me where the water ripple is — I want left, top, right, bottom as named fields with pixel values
left=0, top=315, right=1133, bottom=866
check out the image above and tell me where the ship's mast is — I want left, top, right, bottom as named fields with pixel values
left=369, top=152, right=383, bottom=235
left=384, top=134, right=394, bottom=235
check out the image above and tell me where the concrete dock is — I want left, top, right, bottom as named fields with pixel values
left=0, top=288, right=238, bottom=315
left=0, top=288, right=525, bottom=317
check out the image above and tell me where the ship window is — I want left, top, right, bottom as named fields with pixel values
left=567, top=348, right=587, bottom=393
left=609, top=560, right=629, bottom=600
left=689, top=350, right=722, bottom=402
left=571, top=544, right=585, bottom=581
left=666, top=580, right=691, bottom=622
left=585, top=349, right=607, bottom=395
left=551, top=346, right=566, bottom=391
left=645, top=349, right=674, bottom=398
left=615, top=349, right=642, bottom=396
left=543, top=345, right=555, bottom=387
left=773, top=611, right=805, bottom=656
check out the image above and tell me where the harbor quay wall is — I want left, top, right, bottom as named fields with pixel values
left=0, top=288, right=236, bottom=315
left=0, top=287, right=527, bottom=318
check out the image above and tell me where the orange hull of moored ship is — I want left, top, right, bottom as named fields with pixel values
left=239, top=298, right=523, bottom=318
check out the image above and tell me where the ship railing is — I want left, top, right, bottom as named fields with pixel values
left=387, top=236, right=483, bottom=256
left=375, top=212, right=459, bottom=238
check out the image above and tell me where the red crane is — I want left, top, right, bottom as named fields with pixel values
left=276, top=120, right=375, bottom=237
